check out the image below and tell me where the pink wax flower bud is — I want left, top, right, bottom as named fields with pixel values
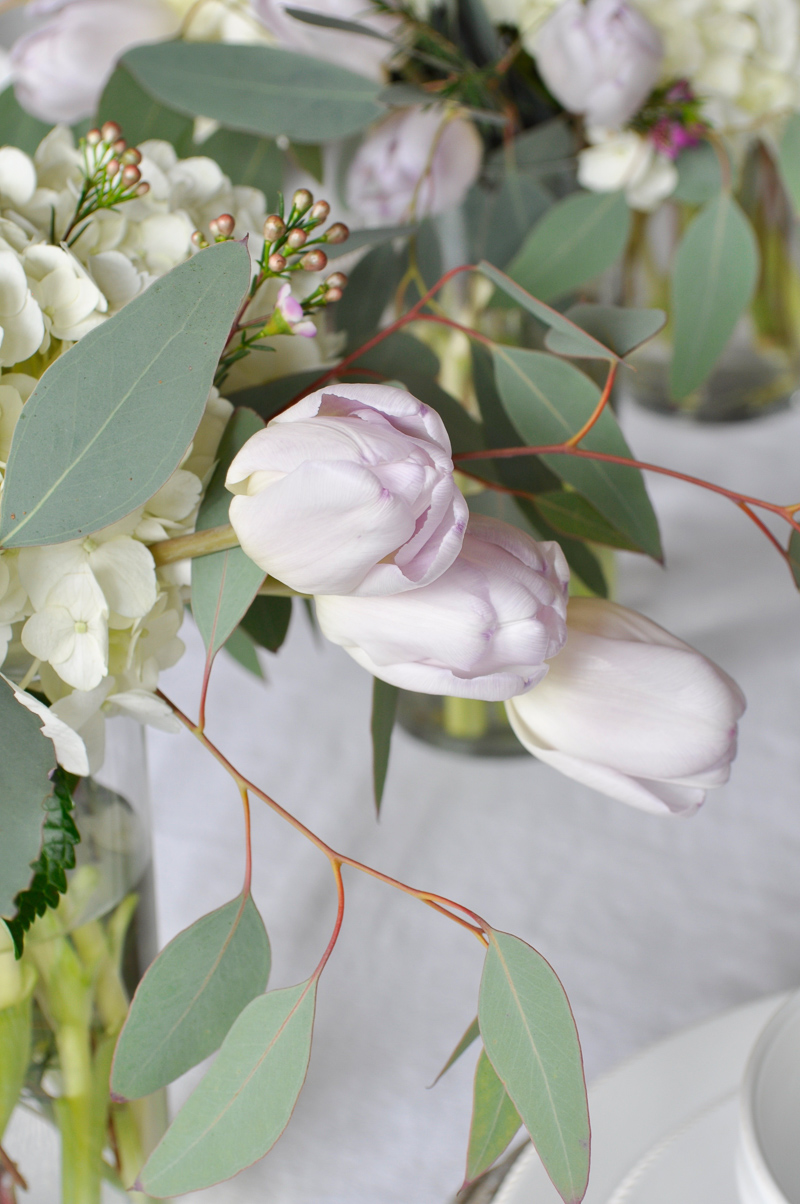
left=346, top=107, right=482, bottom=225
left=261, top=283, right=317, bottom=338
left=226, top=383, right=469, bottom=597
left=533, top=0, right=663, bottom=128
left=10, top=0, right=182, bottom=124
left=506, top=598, right=746, bottom=816
left=316, top=515, right=570, bottom=700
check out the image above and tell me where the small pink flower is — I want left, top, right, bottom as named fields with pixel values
left=276, top=283, right=316, bottom=338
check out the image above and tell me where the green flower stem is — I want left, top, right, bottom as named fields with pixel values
left=150, top=523, right=239, bottom=566
left=442, top=697, right=488, bottom=740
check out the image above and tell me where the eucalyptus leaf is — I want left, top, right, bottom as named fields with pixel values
left=223, top=626, right=264, bottom=678
left=326, top=223, right=414, bottom=261
left=788, top=529, right=800, bottom=591
left=138, top=979, right=316, bottom=1196
left=492, top=346, right=662, bottom=559
left=241, top=595, right=293, bottom=653
left=546, top=305, right=666, bottom=360
left=112, top=894, right=270, bottom=1099
left=779, top=114, right=800, bottom=216
left=466, top=1050, right=522, bottom=1183
left=669, top=192, right=759, bottom=400
left=124, top=42, right=384, bottom=143
left=284, top=7, right=393, bottom=41
left=98, top=66, right=195, bottom=152
left=487, top=120, right=576, bottom=178
left=371, top=677, right=398, bottom=815
left=432, top=1016, right=480, bottom=1085
left=478, top=263, right=616, bottom=359
left=509, top=190, right=631, bottom=303
left=0, top=87, right=53, bottom=155
left=459, top=0, right=503, bottom=62
left=0, top=678, right=57, bottom=919
left=673, top=142, right=724, bottom=206
left=531, top=490, right=639, bottom=551
left=192, top=408, right=266, bottom=664
left=478, top=930, right=589, bottom=1204
left=334, top=241, right=406, bottom=350
left=289, top=141, right=324, bottom=183
left=350, top=331, right=439, bottom=381
left=200, top=128, right=283, bottom=202
left=464, top=177, right=552, bottom=270
left=0, top=240, right=250, bottom=548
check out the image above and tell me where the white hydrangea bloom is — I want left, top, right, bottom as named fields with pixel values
left=578, top=128, right=678, bottom=210
left=0, top=250, right=45, bottom=366
left=21, top=568, right=110, bottom=692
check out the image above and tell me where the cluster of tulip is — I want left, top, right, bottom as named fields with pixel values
left=225, top=381, right=746, bottom=817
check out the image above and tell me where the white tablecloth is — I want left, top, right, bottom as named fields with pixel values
left=147, top=400, right=800, bottom=1204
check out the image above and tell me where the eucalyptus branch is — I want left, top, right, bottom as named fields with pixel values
left=157, top=690, right=488, bottom=945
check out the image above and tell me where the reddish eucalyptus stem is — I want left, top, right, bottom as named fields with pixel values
left=312, top=860, right=345, bottom=980
left=240, top=786, right=253, bottom=897
left=565, top=361, right=617, bottom=447
left=158, top=690, right=488, bottom=943
left=415, top=312, right=494, bottom=346
left=736, top=502, right=789, bottom=560
left=454, top=444, right=800, bottom=536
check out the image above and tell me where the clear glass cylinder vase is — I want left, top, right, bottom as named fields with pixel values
left=0, top=718, right=165, bottom=1204
left=619, top=147, right=800, bottom=422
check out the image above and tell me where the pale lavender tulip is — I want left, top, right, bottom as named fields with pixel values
left=226, top=383, right=469, bottom=596
left=533, top=0, right=663, bottom=127
left=506, top=598, right=746, bottom=815
left=10, top=0, right=181, bottom=124
left=252, top=0, right=398, bottom=80
left=316, top=515, right=570, bottom=699
left=346, top=107, right=483, bottom=225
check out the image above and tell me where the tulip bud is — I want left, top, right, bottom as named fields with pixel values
left=292, top=188, right=313, bottom=214
left=122, top=147, right=142, bottom=166
left=263, top=214, right=286, bottom=243
left=112, top=137, right=127, bottom=155
left=105, top=158, right=119, bottom=178
left=121, top=163, right=141, bottom=187
left=268, top=252, right=287, bottom=272
left=286, top=228, right=307, bottom=249
left=325, top=287, right=343, bottom=302
left=209, top=213, right=236, bottom=239
left=316, top=516, right=569, bottom=698
left=325, top=222, right=350, bottom=244
left=301, top=249, right=327, bottom=271
left=506, top=598, right=746, bottom=815
left=135, top=181, right=150, bottom=196
left=309, top=199, right=330, bottom=222
left=326, top=271, right=348, bottom=289
left=533, top=0, right=663, bottom=127
left=100, top=120, right=121, bottom=143
left=86, top=127, right=102, bottom=145
left=226, top=382, right=469, bottom=596
left=191, top=230, right=208, bottom=248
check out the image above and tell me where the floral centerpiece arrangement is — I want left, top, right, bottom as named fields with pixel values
left=0, top=3, right=798, bottom=1203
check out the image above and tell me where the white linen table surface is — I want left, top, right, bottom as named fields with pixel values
left=147, top=400, right=800, bottom=1204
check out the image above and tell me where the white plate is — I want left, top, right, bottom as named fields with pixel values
left=495, top=995, right=788, bottom=1204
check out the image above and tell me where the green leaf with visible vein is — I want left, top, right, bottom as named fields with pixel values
left=546, top=305, right=666, bottom=360
left=138, top=979, right=316, bottom=1196
left=98, top=66, right=195, bottom=151
left=124, top=42, right=384, bottom=143
left=0, top=678, right=57, bottom=920
left=432, top=1016, right=480, bottom=1086
left=371, top=677, right=398, bottom=815
left=492, top=347, right=662, bottom=559
left=478, top=930, right=589, bottom=1204
left=508, top=190, right=631, bottom=303
left=201, top=128, right=284, bottom=202
left=466, top=1049, right=522, bottom=1183
left=112, top=894, right=270, bottom=1100
left=224, top=627, right=264, bottom=678
left=669, top=192, right=759, bottom=399
left=192, top=408, right=266, bottom=665
left=478, top=262, right=616, bottom=359
left=531, top=491, right=640, bottom=551
left=0, top=241, right=249, bottom=548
